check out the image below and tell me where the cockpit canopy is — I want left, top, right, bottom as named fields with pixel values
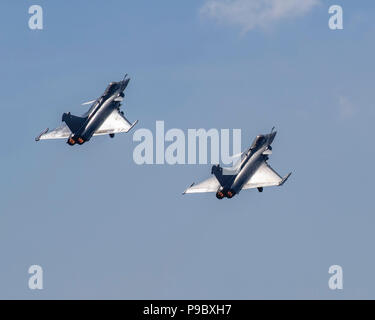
left=250, top=135, right=266, bottom=150
left=103, top=82, right=118, bottom=96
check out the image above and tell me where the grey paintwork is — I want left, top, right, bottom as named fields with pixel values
left=230, top=130, right=276, bottom=194
left=184, top=128, right=291, bottom=199
left=64, top=76, right=130, bottom=145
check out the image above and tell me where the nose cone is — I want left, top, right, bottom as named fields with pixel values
left=122, top=78, right=130, bottom=90
left=268, top=131, right=277, bottom=144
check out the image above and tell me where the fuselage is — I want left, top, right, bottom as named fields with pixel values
left=67, top=78, right=129, bottom=145
left=216, top=131, right=276, bottom=198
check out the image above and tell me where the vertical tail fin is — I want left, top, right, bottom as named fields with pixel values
left=211, top=165, right=235, bottom=187
left=62, top=113, right=87, bottom=133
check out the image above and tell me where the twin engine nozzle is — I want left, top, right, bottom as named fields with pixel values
left=216, top=189, right=235, bottom=199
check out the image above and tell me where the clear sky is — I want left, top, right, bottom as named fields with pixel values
left=1, top=0, right=375, bottom=299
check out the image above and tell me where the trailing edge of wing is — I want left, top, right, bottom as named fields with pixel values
left=183, top=176, right=220, bottom=194
left=35, top=124, right=72, bottom=141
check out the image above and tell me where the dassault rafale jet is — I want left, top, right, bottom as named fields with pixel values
left=35, top=75, right=138, bottom=145
left=183, top=128, right=291, bottom=199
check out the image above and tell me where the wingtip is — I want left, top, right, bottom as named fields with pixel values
left=182, top=182, right=195, bottom=195
left=280, top=172, right=292, bottom=186
left=130, top=120, right=138, bottom=131
left=35, top=128, right=49, bottom=142
left=123, top=120, right=139, bottom=133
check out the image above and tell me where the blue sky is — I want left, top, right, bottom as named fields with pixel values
left=1, top=0, right=375, bottom=299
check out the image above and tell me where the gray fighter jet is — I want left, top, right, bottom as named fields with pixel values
left=183, top=128, right=291, bottom=199
left=36, top=75, right=138, bottom=145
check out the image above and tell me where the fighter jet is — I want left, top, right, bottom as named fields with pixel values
left=35, top=75, right=138, bottom=145
left=183, top=128, right=291, bottom=199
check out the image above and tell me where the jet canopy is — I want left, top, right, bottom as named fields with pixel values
left=250, top=135, right=266, bottom=150
left=103, top=82, right=118, bottom=96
